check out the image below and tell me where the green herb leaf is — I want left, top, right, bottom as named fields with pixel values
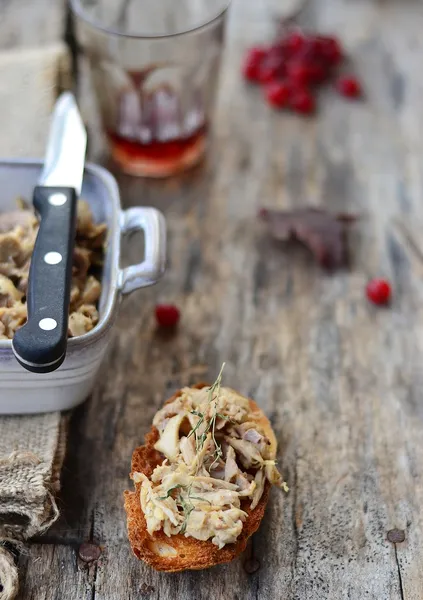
left=178, top=492, right=195, bottom=534
left=157, top=485, right=185, bottom=500
left=189, top=496, right=212, bottom=505
left=187, top=416, right=204, bottom=440
left=180, top=505, right=194, bottom=535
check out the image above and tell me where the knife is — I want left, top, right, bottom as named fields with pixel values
left=12, top=92, right=87, bottom=374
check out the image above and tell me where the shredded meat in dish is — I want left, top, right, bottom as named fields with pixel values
left=0, top=200, right=106, bottom=340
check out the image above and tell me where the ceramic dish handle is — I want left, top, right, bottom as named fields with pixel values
left=119, top=207, right=166, bottom=295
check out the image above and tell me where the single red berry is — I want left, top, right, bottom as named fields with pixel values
left=247, top=46, right=267, bottom=62
left=366, top=279, right=391, bottom=306
left=242, top=58, right=261, bottom=82
left=286, top=60, right=312, bottom=86
left=290, top=89, right=316, bottom=114
left=258, top=57, right=284, bottom=84
left=265, top=81, right=291, bottom=108
left=303, top=36, right=325, bottom=60
left=315, top=38, right=327, bottom=57
left=267, top=43, right=286, bottom=61
left=155, top=304, right=180, bottom=328
left=307, top=61, right=330, bottom=84
left=336, top=75, right=362, bottom=98
left=319, top=36, right=343, bottom=65
left=284, top=30, right=306, bottom=54
left=242, top=46, right=267, bottom=82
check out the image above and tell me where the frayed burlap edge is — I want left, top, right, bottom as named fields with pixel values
left=0, top=545, right=19, bottom=600
left=0, top=413, right=69, bottom=600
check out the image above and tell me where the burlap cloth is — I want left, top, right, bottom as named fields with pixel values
left=0, top=43, right=72, bottom=600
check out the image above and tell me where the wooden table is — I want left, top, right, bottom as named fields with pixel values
left=4, top=0, right=423, bottom=598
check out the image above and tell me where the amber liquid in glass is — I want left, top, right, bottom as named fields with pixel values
left=108, top=78, right=207, bottom=177
left=107, top=124, right=207, bottom=177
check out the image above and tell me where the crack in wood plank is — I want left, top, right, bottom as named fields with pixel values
left=291, top=451, right=299, bottom=585
left=394, top=545, right=405, bottom=600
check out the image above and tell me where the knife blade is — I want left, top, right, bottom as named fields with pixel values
left=12, top=92, right=87, bottom=374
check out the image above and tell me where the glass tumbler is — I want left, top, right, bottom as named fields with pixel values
left=71, top=0, right=231, bottom=177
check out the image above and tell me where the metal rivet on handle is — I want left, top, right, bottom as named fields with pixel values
left=39, top=318, right=57, bottom=331
left=44, top=252, right=62, bottom=265
left=49, top=193, right=67, bottom=206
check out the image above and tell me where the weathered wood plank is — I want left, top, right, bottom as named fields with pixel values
left=12, top=0, right=423, bottom=598
left=16, top=545, right=94, bottom=600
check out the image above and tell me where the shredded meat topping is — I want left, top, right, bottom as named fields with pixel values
left=135, top=385, right=287, bottom=549
left=0, top=201, right=106, bottom=340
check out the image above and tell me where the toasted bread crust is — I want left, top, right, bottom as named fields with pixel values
left=124, top=384, right=274, bottom=572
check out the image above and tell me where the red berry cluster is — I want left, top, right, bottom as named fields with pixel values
left=242, top=29, right=362, bottom=114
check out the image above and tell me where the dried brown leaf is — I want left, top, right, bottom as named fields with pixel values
left=259, top=206, right=357, bottom=270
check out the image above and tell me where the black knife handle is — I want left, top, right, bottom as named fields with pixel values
left=12, top=186, right=77, bottom=373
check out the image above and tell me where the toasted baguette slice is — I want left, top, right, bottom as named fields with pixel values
left=124, top=384, right=278, bottom=572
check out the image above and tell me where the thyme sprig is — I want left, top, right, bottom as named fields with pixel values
left=188, top=363, right=226, bottom=462
left=176, top=364, right=227, bottom=532
left=177, top=494, right=194, bottom=534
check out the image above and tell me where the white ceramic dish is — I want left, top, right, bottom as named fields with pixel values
left=0, top=160, right=166, bottom=414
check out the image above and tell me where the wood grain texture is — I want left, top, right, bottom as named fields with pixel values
left=9, top=0, right=423, bottom=597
